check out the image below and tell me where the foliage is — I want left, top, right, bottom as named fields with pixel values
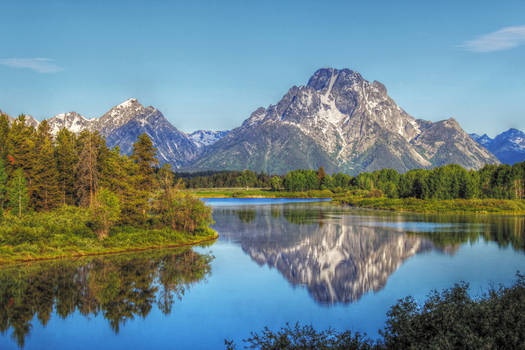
left=270, top=176, right=283, bottom=191
left=0, top=205, right=216, bottom=263
left=227, top=274, right=525, bottom=349
left=380, top=273, right=525, bottom=349
left=336, top=197, right=525, bottom=215
left=7, top=169, right=29, bottom=217
left=0, top=119, right=215, bottom=262
left=91, top=188, right=121, bottom=239
left=234, top=323, right=375, bottom=350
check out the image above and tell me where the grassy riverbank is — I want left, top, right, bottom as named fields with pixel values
left=0, top=206, right=217, bottom=264
left=189, top=187, right=334, bottom=199
left=335, top=196, right=525, bottom=215
left=190, top=187, right=525, bottom=215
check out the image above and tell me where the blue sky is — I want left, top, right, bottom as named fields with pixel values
left=1, top=0, right=524, bottom=136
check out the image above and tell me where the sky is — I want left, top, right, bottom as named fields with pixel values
left=0, top=0, right=524, bottom=136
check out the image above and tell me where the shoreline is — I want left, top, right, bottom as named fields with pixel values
left=0, top=233, right=219, bottom=266
left=334, top=197, right=525, bottom=216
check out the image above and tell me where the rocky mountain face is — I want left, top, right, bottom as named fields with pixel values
left=471, top=128, right=525, bottom=165
left=47, top=111, right=96, bottom=134
left=10, top=67, right=505, bottom=173
left=105, top=104, right=201, bottom=167
left=46, top=99, right=201, bottom=167
left=190, top=68, right=499, bottom=174
left=189, top=130, right=229, bottom=148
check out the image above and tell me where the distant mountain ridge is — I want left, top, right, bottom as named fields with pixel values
left=45, top=99, right=224, bottom=167
left=471, top=128, right=525, bottom=165
left=2, top=67, right=506, bottom=173
left=190, top=68, right=498, bottom=174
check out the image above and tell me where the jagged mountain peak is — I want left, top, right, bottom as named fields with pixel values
left=48, top=111, right=95, bottom=134
left=307, top=68, right=364, bottom=92
left=498, top=128, right=524, bottom=139
left=190, top=67, right=499, bottom=174
left=471, top=128, right=524, bottom=164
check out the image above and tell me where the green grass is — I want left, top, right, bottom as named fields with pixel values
left=0, top=206, right=217, bottom=264
left=335, top=196, right=525, bottom=215
left=189, top=187, right=334, bottom=199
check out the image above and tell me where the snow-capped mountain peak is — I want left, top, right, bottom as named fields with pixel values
left=48, top=111, right=95, bottom=135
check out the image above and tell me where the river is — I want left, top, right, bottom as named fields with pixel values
left=1, top=198, right=524, bottom=349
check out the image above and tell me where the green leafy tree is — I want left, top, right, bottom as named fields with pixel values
left=237, top=170, right=257, bottom=189
left=91, top=188, right=121, bottom=239
left=270, top=176, right=283, bottom=191
left=8, top=168, right=29, bottom=216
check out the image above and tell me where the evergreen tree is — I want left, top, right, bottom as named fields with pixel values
left=99, top=147, right=145, bottom=225
left=8, top=168, right=29, bottom=216
left=76, top=131, right=100, bottom=207
left=7, top=115, right=35, bottom=177
left=55, top=129, right=78, bottom=205
left=131, top=133, right=158, bottom=190
left=32, top=137, right=60, bottom=210
left=0, top=113, right=10, bottom=162
left=0, top=158, right=8, bottom=209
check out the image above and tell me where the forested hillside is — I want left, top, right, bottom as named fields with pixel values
left=0, top=113, right=214, bottom=263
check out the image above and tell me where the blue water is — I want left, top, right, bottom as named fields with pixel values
left=1, top=198, right=524, bottom=349
left=200, top=197, right=332, bottom=206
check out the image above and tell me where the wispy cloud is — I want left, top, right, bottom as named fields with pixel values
left=462, top=25, right=525, bottom=52
left=0, top=58, right=63, bottom=73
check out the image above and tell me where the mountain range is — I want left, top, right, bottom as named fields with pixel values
left=470, top=129, right=525, bottom=165
left=2, top=67, right=523, bottom=173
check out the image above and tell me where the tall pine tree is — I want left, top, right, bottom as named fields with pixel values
left=8, top=168, right=29, bottom=217
left=131, top=133, right=158, bottom=191
left=0, top=158, right=8, bottom=210
left=55, top=129, right=78, bottom=205
left=76, top=131, right=100, bottom=207
left=7, top=115, right=35, bottom=177
left=32, top=137, right=60, bottom=210
left=0, top=113, right=10, bottom=163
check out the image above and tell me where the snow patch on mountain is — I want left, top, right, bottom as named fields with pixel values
left=189, top=130, right=229, bottom=148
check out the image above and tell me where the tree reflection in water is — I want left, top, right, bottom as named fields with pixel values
left=0, top=249, right=212, bottom=347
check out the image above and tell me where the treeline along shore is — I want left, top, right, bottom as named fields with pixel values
left=180, top=161, right=525, bottom=214
left=0, top=114, right=216, bottom=263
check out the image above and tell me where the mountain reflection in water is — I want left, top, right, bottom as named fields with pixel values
left=0, top=249, right=212, bottom=347
left=212, top=204, right=525, bottom=305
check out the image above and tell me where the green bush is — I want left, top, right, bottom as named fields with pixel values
left=228, top=274, right=525, bottom=349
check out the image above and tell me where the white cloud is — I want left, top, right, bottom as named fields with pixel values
left=462, top=25, right=525, bottom=52
left=0, top=58, right=63, bottom=73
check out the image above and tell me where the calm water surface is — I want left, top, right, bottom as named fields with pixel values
left=1, top=199, right=524, bottom=349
